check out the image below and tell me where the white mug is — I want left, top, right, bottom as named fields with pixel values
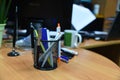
left=64, top=30, right=82, bottom=48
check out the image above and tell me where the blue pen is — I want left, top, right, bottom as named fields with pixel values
left=60, top=55, right=69, bottom=63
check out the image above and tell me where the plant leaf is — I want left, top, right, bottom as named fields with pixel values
left=0, top=0, right=12, bottom=23
left=5, top=0, right=12, bottom=20
left=0, top=0, right=6, bottom=23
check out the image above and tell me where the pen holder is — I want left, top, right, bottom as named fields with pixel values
left=33, top=39, right=59, bottom=70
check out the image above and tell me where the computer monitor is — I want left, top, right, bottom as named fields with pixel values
left=18, top=0, right=73, bottom=31
left=106, top=12, right=120, bottom=41
left=81, top=17, right=104, bottom=32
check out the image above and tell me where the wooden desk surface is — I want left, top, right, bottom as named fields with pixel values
left=0, top=42, right=120, bottom=80
left=79, top=39, right=120, bottom=49
left=79, top=39, right=120, bottom=66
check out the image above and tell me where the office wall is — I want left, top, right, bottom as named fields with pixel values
left=92, top=0, right=117, bottom=17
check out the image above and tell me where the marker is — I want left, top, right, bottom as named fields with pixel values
left=60, top=56, right=69, bottom=63
left=41, top=28, right=49, bottom=50
left=61, top=48, right=78, bottom=55
left=61, top=55, right=69, bottom=61
left=56, top=23, right=61, bottom=33
left=56, top=23, right=61, bottom=61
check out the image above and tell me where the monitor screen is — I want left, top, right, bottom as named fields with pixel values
left=106, top=12, right=120, bottom=41
left=17, top=0, right=73, bottom=31
left=81, top=0, right=92, bottom=3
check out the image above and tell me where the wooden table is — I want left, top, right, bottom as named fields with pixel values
left=79, top=39, right=120, bottom=66
left=0, top=41, right=120, bottom=80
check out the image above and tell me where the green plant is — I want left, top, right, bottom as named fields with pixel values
left=0, top=0, right=12, bottom=24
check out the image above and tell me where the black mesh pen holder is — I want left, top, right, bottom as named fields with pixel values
left=33, top=39, right=59, bottom=70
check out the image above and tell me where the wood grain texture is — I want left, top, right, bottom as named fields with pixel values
left=78, top=39, right=120, bottom=66
left=0, top=43, right=120, bottom=80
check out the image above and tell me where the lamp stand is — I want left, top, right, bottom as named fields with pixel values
left=7, top=5, right=20, bottom=56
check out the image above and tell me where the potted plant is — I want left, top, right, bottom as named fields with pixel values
left=0, top=0, right=12, bottom=47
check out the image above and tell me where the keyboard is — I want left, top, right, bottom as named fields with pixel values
left=78, top=31, right=108, bottom=40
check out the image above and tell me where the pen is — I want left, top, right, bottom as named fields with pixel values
left=39, top=33, right=63, bottom=67
left=56, top=23, right=61, bottom=60
left=61, top=55, right=69, bottom=61
left=47, top=29, right=54, bottom=67
left=60, top=55, right=69, bottom=63
left=61, top=48, right=78, bottom=55
left=33, top=27, right=46, bottom=67
left=41, top=51, right=52, bottom=67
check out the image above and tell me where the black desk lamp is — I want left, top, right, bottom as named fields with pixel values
left=7, top=6, right=20, bottom=56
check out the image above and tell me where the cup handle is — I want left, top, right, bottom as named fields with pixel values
left=74, top=34, right=82, bottom=47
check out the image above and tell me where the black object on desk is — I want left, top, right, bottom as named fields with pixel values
left=81, top=17, right=104, bottom=32
left=7, top=6, right=20, bottom=56
left=79, top=31, right=108, bottom=40
left=79, top=12, right=120, bottom=41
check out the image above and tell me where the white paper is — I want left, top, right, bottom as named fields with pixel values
left=71, top=4, right=96, bottom=31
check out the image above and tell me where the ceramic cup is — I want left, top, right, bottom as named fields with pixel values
left=64, top=30, right=82, bottom=48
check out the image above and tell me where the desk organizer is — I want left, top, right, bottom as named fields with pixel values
left=33, top=39, right=59, bottom=70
